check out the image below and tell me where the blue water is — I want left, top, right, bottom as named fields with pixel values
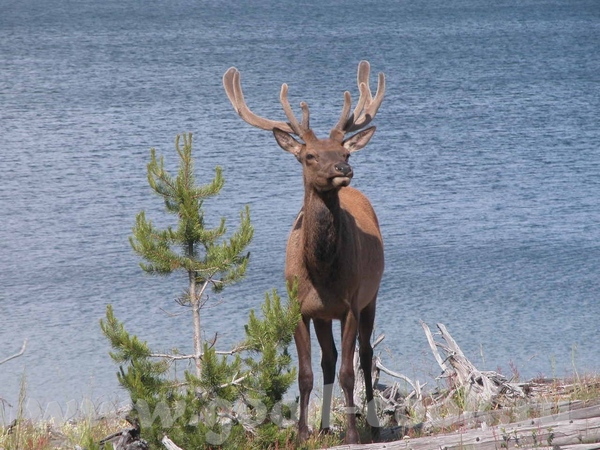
left=1, top=0, right=599, bottom=421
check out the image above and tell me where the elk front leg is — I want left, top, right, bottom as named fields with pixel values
left=294, top=316, right=313, bottom=442
left=339, top=311, right=360, bottom=444
left=359, top=298, right=379, bottom=440
left=314, top=318, right=337, bottom=434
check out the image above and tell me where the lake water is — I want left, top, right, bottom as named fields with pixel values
left=1, top=0, right=599, bottom=422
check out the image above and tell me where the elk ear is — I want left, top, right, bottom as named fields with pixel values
left=273, top=128, right=304, bottom=159
left=342, top=126, right=376, bottom=153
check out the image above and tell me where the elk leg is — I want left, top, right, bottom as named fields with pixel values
left=294, top=316, right=313, bottom=441
left=359, top=297, right=379, bottom=441
left=339, top=310, right=360, bottom=444
left=313, top=318, right=337, bottom=433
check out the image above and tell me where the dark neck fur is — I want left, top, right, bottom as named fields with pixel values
left=302, top=188, right=344, bottom=283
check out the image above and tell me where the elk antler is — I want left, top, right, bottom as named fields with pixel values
left=223, top=67, right=313, bottom=141
left=330, top=61, right=386, bottom=141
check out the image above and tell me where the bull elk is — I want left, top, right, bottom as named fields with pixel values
left=223, top=61, right=385, bottom=444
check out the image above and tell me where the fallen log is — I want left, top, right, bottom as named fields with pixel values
left=329, top=403, right=600, bottom=449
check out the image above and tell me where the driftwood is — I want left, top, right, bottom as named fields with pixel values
left=332, top=322, right=600, bottom=449
left=161, top=435, right=184, bottom=450
left=98, top=418, right=186, bottom=450
left=352, top=333, right=426, bottom=422
left=421, top=321, right=526, bottom=408
left=99, top=416, right=148, bottom=450
left=330, top=403, right=600, bottom=449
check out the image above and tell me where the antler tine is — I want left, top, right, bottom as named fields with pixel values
left=223, top=67, right=239, bottom=108
left=346, top=69, right=385, bottom=133
left=330, top=91, right=352, bottom=140
left=223, top=67, right=295, bottom=134
left=329, top=61, right=386, bottom=140
left=301, top=101, right=310, bottom=131
left=347, top=82, right=369, bottom=129
left=352, top=61, right=371, bottom=120
left=280, top=83, right=312, bottom=139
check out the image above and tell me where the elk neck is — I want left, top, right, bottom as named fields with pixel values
left=300, top=185, right=348, bottom=284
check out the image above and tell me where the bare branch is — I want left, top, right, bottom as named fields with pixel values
left=149, top=343, right=249, bottom=361
left=224, top=373, right=248, bottom=388
left=375, top=358, right=422, bottom=393
left=149, top=353, right=198, bottom=361
left=159, top=307, right=187, bottom=317
left=420, top=320, right=449, bottom=373
left=0, top=339, right=28, bottom=365
left=372, top=333, right=385, bottom=349
left=161, top=435, right=184, bottom=450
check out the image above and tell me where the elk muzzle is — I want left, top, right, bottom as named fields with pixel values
left=331, top=162, right=353, bottom=188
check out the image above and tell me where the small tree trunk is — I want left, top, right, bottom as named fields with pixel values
left=189, top=270, right=202, bottom=379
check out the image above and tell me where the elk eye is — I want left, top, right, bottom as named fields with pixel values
left=305, top=153, right=316, bottom=161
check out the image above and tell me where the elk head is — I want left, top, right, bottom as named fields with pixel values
left=223, top=61, right=385, bottom=193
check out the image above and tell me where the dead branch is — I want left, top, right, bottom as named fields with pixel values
left=149, top=344, right=248, bottom=361
left=420, top=320, right=449, bottom=373
left=352, top=334, right=426, bottom=419
left=149, top=353, right=198, bottom=361
left=0, top=339, right=28, bottom=365
left=375, top=357, right=425, bottom=397
left=420, top=321, right=525, bottom=409
left=161, top=435, right=184, bottom=450
left=99, top=415, right=148, bottom=450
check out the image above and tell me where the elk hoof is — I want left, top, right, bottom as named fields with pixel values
left=298, top=425, right=310, bottom=442
left=344, top=429, right=360, bottom=444
left=371, top=425, right=381, bottom=442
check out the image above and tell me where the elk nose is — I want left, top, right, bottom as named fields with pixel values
left=334, top=163, right=352, bottom=177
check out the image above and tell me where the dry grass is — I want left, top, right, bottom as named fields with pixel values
left=0, top=415, right=128, bottom=450
left=1, top=374, right=599, bottom=449
left=386, top=372, right=600, bottom=442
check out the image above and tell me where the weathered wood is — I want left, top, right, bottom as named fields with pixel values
left=421, top=322, right=525, bottom=410
left=326, top=322, right=600, bottom=450
left=98, top=416, right=149, bottom=450
left=328, top=405, right=600, bottom=449
left=161, top=435, right=184, bottom=450
left=352, top=334, right=426, bottom=421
